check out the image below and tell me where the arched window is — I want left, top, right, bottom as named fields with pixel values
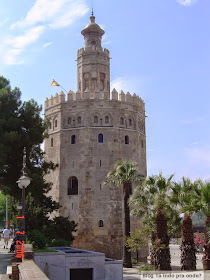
left=49, top=122, right=52, bottom=129
left=125, top=135, right=129, bottom=144
left=68, top=117, right=71, bottom=125
left=78, top=116, right=81, bottom=124
left=141, top=140, right=144, bottom=148
left=120, top=117, right=124, bottom=125
left=105, top=116, right=109, bottom=123
left=94, top=116, right=98, bottom=123
left=98, top=134, right=103, bottom=143
left=129, top=119, right=132, bottom=126
left=55, top=120, right=57, bottom=127
left=68, top=176, right=78, bottom=195
left=71, top=135, right=76, bottom=144
left=51, top=138, right=53, bottom=147
left=98, top=220, right=104, bottom=227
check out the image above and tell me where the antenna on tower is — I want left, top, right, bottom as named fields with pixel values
left=91, top=0, right=94, bottom=16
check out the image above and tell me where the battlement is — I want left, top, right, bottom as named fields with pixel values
left=45, top=88, right=144, bottom=109
left=77, top=47, right=110, bottom=55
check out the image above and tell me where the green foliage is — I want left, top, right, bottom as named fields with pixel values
left=126, top=224, right=150, bottom=253
left=0, top=76, right=76, bottom=245
left=45, top=216, right=77, bottom=244
left=138, top=262, right=155, bottom=271
left=131, top=173, right=181, bottom=237
left=0, top=192, right=6, bottom=227
left=28, top=230, right=49, bottom=249
left=49, top=239, right=71, bottom=247
left=103, top=160, right=144, bottom=188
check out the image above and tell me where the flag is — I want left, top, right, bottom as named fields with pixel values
left=51, top=80, right=60, bottom=86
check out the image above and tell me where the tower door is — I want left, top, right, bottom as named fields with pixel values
left=70, top=268, right=93, bottom=280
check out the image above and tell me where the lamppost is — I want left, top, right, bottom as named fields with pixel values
left=16, top=147, right=31, bottom=241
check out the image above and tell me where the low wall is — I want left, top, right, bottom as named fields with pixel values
left=18, top=260, right=49, bottom=280
left=104, top=258, right=123, bottom=280
left=34, top=247, right=123, bottom=280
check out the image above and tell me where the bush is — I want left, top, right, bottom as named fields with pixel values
left=139, top=262, right=155, bottom=271
left=28, top=230, right=48, bottom=249
left=49, top=238, right=70, bottom=247
left=45, top=217, right=77, bottom=245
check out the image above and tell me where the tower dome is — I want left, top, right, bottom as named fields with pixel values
left=81, top=15, right=105, bottom=36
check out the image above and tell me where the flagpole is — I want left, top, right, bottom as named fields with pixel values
left=59, top=85, right=68, bottom=93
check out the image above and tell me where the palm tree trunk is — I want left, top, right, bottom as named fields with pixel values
left=203, top=216, right=210, bottom=270
left=123, top=183, right=132, bottom=268
left=156, top=208, right=171, bottom=270
left=180, top=214, right=196, bottom=270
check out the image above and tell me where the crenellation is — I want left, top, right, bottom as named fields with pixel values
left=76, top=91, right=81, bottom=100
left=111, top=88, right=118, bottom=100
left=77, top=48, right=84, bottom=54
left=84, top=88, right=90, bottom=99
left=59, top=91, right=65, bottom=102
left=50, top=95, right=54, bottom=105
left=94, top=88, right=101, bottom=99
left=119, top=90, right=125, bottom=102
left=125, top=92, right=132, bottom=103
left=45, top=97, right=49, bottom=108
left=67, top=90, right=75, bottom=101
left=103, top=89, right=109, bottom=100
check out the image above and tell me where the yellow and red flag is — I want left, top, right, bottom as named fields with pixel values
left=51, top=80, right=60, bottom=86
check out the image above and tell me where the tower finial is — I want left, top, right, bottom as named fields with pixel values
left=91, top=0, right=94, bottom=16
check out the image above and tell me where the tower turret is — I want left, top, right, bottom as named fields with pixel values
left=77, top=14, right=110, bottom=98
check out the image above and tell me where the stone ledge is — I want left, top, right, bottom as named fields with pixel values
left=18, top=260, right=49, bottom=280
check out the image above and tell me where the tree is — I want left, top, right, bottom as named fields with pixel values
left=0, top=76, right=76, bottom=242
left=126, top=224, right=150, bottom=262
left=131, top=173, right=175, bottom=270
left=104, top=161, right=142, bottom=268
left=0, top=192, right=6, bottom=227
left=192, top=181, right=210, bottom=270
left=170, top=178, right=197, bottom=270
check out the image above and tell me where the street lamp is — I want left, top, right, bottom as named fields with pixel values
left=16, top=147, right=31, bottom=241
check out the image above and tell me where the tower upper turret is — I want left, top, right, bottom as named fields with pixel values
left=77, top=14, right=110, bottom=98
left=81, top=14, right=105, bottom=50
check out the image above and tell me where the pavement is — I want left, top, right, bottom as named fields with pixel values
left=123, top=244, right=204, bottom=280
left=0, top=240, right=208, bottom=280
left=0, top=237, right=14, bottom=275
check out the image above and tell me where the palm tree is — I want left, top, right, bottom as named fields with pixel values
left=170, top=178, right=197, bottom=270
left=192, top=181, right=210, bottom=270
left=103, top=161, right=142, bottom=268
left=131, top=173, right=174, bottom=270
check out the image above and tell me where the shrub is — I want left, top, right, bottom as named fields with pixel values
left=49, top=238, right=70, bottom=247
left=139, top=262, right=155, bottom=271
left=28, top=230, right=48, bottom=249
left=194, top=232, right=205, bottom=251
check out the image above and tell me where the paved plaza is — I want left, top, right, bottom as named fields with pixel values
left=0, top=239, right=209, bottom=280
left=123, top=245, right=204, bottom=280
left=0, top=238, right=14, bottom=275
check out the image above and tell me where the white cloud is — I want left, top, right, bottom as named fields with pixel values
left=49, top=4, right=88, bottom=29
left=176, top=0, right=198, bottom=6
left=43, top=42, right=52, bottom=48
left=3, top=26, right=45, bottom=65
left=4, top=0, right=89, bottom=65
left=180, top=117, right=204, bottom=124
left=3, top=49, right=24, bottom=65
left=111, top=76, right=145, bottom=96
left=6, top=26, right=45, bottom=49
left=11, top=0, right=89, bottom=30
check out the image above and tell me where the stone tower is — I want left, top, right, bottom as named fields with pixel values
left=44, top=14, right=147, bottom=260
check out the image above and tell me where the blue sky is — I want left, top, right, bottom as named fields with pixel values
left=0, top=0, right=209, bottom=182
